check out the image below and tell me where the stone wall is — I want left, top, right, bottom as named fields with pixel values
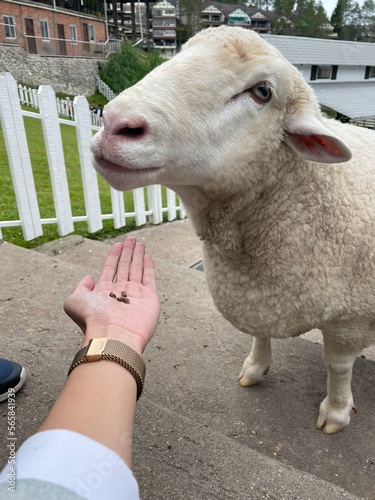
left=0, top=45, right=100, bottom=95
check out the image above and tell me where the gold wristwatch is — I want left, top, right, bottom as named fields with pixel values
left=68, top=338, right=146, bottom=400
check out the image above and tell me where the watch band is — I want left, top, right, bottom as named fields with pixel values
left=68, top=338, right=146, bottom=400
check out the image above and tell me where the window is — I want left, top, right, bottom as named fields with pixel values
left=40, top=20, right=49, bottom=40
left=365, top=66, right=375, bottom=79
left=69, top=25, right=77, bottom=44
left=82, top=23, right=89, bottom=42
left=88, top=24, right=95, bottom=41
left=3, top=15, right=16, bottom=38
left=310, top=65, right=338, bottom=81
left=317, top=65, right=331, bottom=79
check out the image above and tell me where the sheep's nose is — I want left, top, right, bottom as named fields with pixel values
left=102, top=112, right=148, bottom=139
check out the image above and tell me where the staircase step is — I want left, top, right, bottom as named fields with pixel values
left=35, top=219, right=203, bottom=269
left=134, top=399, right=360, bottom=500
left=1, top=230, right=374, bottom=499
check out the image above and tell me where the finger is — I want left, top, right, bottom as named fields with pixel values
left=73, top=275, right=95, bottom=294
left=97, top=242, right=123, bottom=284
left=129, top=242, right=145, bottom=283
left=116, top=237, right=137, bottom=283
left=142, top=255, right=157, bottom=289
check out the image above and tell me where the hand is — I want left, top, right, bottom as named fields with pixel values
left=63, top=237, right=160, bottom=354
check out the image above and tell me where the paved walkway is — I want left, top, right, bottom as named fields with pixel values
left=1, top=220, right=374, bottom=499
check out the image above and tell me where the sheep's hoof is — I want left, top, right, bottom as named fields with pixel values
left=237, top=366, right=269, bottom=387
left=316, top=396, right=353, bottom=434
left=238, top=374, right=261, bottom=387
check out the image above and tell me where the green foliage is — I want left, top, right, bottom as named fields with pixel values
left=330, top=0, right=351, bottom=33
left=332, top=0, right=375, bottom=41
left=244, top=0, right=273, bottom=8
left=99, top=43, right=166, bottom=94
left=179, top=0, right=203, bottom=37
left=87, top=92, right=108, bottom=108
left=273, top=0, right=331, bottom=37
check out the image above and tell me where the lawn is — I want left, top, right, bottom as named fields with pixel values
left=0, top=112, right=142, bottom=248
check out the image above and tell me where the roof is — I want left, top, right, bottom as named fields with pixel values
left=260, top=35, right=375, bottom=119
left=262, top=34, right=375, bottom=65
left=153, top=0, right=175, bottom=8
left=311, top=81, right=375, bottom=119
left=201, top=2, right=277, bottom=20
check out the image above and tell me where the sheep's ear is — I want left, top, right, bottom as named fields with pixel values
left=284, top=116, right=352, bottom=164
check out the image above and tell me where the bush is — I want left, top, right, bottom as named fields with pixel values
left=99, top=43, right=166, bottom=94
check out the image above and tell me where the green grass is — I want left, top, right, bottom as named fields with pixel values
left=0, top=113, right=170, bottom=249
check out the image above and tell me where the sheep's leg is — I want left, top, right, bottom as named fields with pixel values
left=238, top=337, right=272, bottom=387
left=316, top=342, right=360, bottom=434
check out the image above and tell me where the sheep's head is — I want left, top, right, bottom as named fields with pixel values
left=91, top=26, right=351, bottom=201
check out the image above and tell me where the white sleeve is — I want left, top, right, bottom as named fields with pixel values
left=0, top=429, right=139, bottom=499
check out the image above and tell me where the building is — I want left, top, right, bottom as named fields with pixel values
left=151, top=0, right=176, bottom=56
left=200, top=1, right=276, bottom=35
left=262, top=35, right=375, bottom=120
left=1, top=0, right=108, bottom=57
left=106, top=0, right=176, bottom=55
left=106, top=1, right=149, bottom=39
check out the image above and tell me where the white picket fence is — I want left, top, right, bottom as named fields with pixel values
left=95, top=76, right=118, bottom=102
left=17, top=83, right=103, bottom=127
left=0, top=72, right=185, bottom=242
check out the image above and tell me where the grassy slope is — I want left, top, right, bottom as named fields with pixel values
left=0, top=113, right=140, bottom=248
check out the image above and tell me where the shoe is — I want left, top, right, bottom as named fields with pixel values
left=0, top=359, right=26, bottom=402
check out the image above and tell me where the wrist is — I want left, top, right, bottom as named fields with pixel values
left=70, top=337, right=146, bottom=400
left=82, top=326, right=144, bottom=355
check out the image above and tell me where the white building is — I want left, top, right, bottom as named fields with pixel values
left=262, top=35, right=375, bottom=120
left=152, top=0, right=177, bottom=57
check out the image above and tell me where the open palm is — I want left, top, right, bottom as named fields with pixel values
left=64, top=237, right=160, bottom=353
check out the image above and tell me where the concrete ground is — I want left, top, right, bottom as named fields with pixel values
left=1, top=219, right=374, bottom=499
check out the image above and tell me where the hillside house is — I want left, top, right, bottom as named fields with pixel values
left=151, top=0, right=176, bottom=56
left=200, top=2, right=276, bottom=34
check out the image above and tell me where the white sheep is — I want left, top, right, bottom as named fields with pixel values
left=91, top=26, right=375, bottom=434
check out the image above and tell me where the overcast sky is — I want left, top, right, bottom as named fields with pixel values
left=322, top=0, right=337, bottom=17
left=322, top=0, right=364, bottom=17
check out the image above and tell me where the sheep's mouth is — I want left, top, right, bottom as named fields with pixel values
left=93, top=155, right=162, bottom=174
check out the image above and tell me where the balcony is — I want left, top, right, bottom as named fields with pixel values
left=13, top=0, right=105, bottom=17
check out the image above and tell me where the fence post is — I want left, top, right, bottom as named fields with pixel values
left=38, top=85, right=74, bottom=236
left=74, top=95, right=103, bottom=233
left=17, top=84, right=24, bottom=105
left=133, top=188, right=147, bottom=226
left=166, top=187, right=177, bottom=221
left=147, top=185, right=163, bottom=224
left=32, top=88, right=38, bottom=108
left=0, top=72, right=42, bottom=240
left=110, top=188, right=125, bottom=229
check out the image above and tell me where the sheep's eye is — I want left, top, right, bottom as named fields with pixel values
left=249, top=81, right=272, bottom=104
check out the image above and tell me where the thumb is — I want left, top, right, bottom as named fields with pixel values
left=73, top=275, right=95, bottom=294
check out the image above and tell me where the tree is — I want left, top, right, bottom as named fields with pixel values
left=244, top=0, right=274, bottom=9
left=331, top=0, right=375, bottom=40
left=99, top=43, right=165, bottom=94
left=273, top=0, right=331, bottom=37
left=330, top=0, right=352, bottom=36
left=356, top=0, right=375, bottom=41
left=178, top=0, right=202, bottom=38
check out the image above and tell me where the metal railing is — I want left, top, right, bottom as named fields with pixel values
left=0, top=23, right=122, bottom=57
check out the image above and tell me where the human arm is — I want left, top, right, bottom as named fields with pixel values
left=37, top=236, right=160, bottom=467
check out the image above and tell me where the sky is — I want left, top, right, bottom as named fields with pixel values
left=322, top=0, right=338, bottom=17
left=322, top=0, right=364, bottom=17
